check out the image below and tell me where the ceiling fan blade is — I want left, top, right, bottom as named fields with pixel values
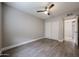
left=37, top=10, right=45, bottom=12
left=49, top=4, right=54, bottom=9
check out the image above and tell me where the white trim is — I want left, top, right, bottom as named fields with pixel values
left=58, top=39, right=64, bottom=42
left=1, top=37, right=44, bottom=52
left=45, top=38, right=63, bottom=42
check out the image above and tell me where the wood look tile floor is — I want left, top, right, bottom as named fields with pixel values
left=2, top=38, right=79, bottom=57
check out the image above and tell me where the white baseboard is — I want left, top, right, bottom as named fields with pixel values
left=1, top=37, right=44, bottom=52
left=46, top=38, right=64, bottom=42
left=58, top=39, right=64, bottom=42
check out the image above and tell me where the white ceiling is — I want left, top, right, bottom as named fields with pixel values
left=5, top=2, right=79, bottom=19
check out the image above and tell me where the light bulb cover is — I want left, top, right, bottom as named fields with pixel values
left=44, top=11, right=48, bottom=14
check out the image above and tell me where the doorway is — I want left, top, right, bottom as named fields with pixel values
left=64, top=17, right=78, bottom=46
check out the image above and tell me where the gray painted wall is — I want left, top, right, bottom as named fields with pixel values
left=2, top=4, right=44, bottom=48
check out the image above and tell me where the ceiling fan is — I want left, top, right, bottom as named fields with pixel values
left=37, top=3, right=54, bottom=15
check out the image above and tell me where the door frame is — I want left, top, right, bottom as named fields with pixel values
left=63, top=15, right=78, bottom=46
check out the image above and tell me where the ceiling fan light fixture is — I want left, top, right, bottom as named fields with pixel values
left=44, top=11, right=48, bottom=14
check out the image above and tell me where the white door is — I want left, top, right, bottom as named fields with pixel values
left=45, top=21, right=59, bottom=40
left=45, top=22, right=52, bottom=39
left=72, top=20, right=78, bottom=45
left=64, top=20, right=72, bottom=42
left=64, top=18, right=78, bottom=45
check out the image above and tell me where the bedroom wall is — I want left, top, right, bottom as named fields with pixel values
left=45, top=10, right=79, bottom=41
left=2, top=4, right=44, bottom=48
